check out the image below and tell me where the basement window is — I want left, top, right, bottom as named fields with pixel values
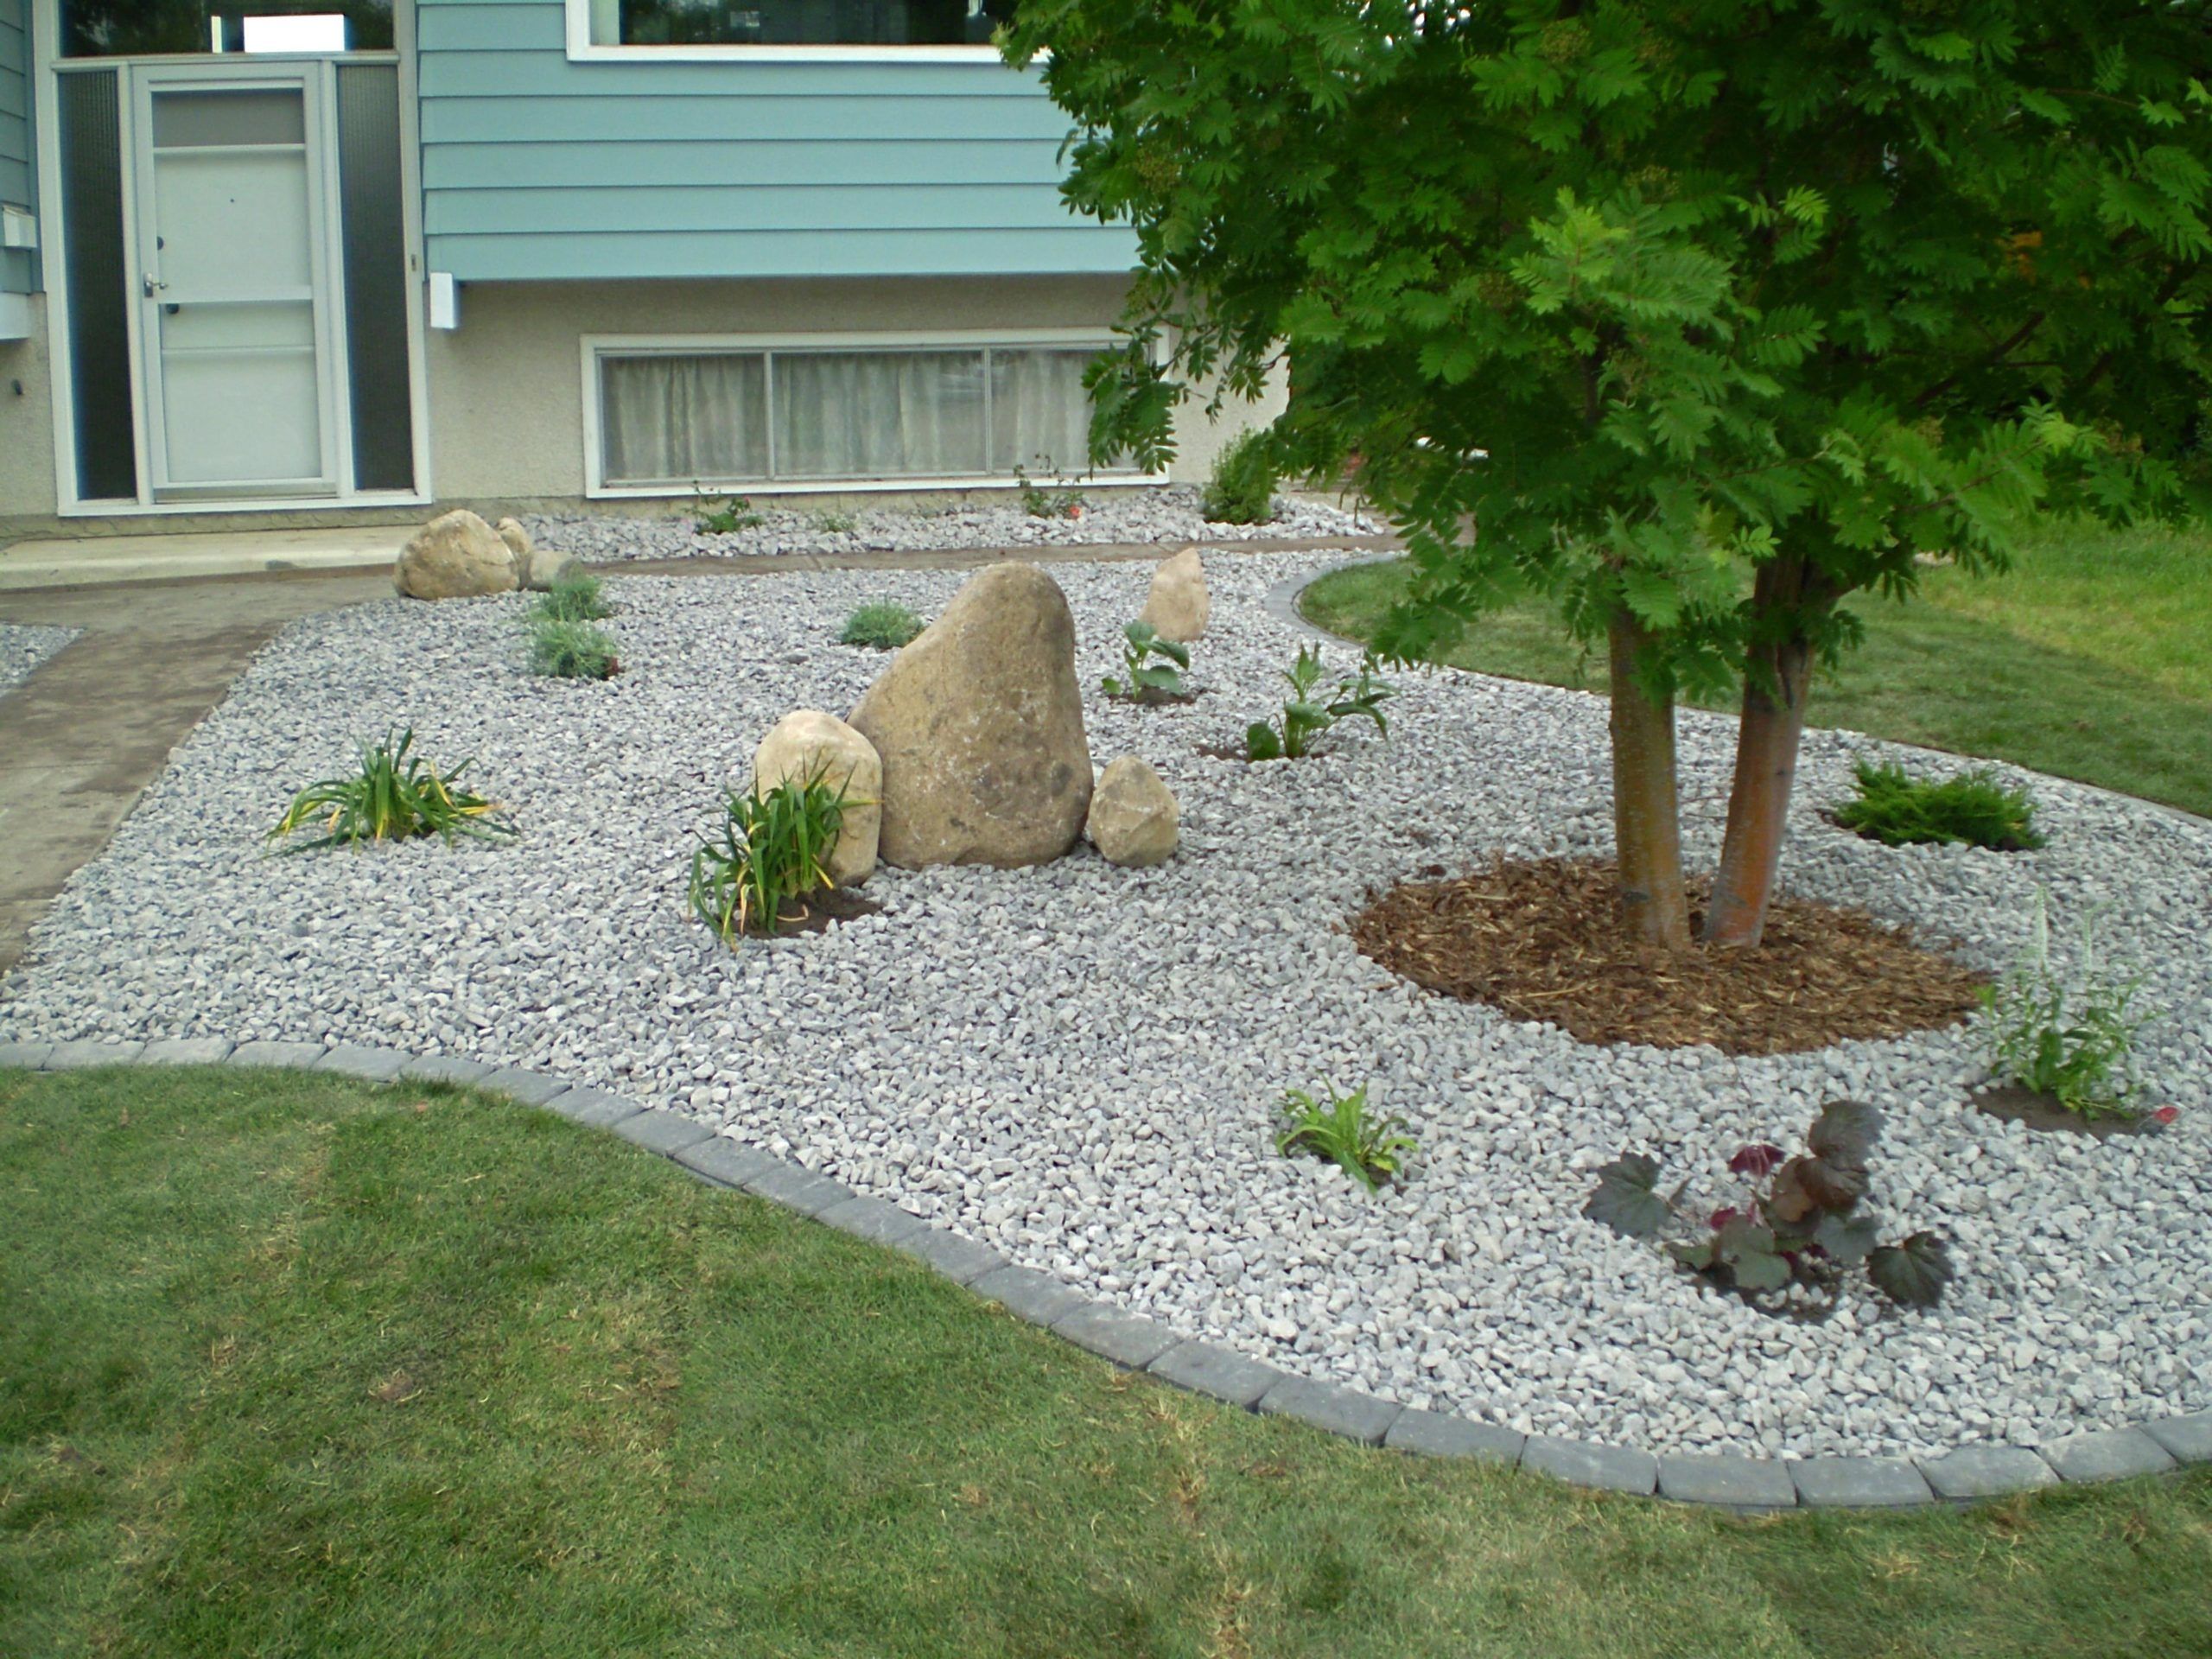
left=589, top=339, right=1128, bottom=493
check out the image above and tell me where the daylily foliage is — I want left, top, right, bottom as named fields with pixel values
left=1006, top=0, right=2212, bottom=949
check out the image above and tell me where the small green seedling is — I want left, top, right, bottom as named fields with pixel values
left=1277, top=1084, right=1415, bottom=1192
left=531, top=569, right=614, bottom=623
left=269, top=728, right=514, bottom=850
left=839, top=600, right=925, bottom=650
left=1014, top=464, right=1086, bottom=519
left=1245, top=646, right=1395, bottom=760
left=1102, top=620, right=1191, bottom=702
left=696, top=494, right=766, bottom=534
left=527, top=616, right=621, bottom=681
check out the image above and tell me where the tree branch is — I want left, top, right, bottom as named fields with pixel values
left=1914, top=312, right=2046, bottom=410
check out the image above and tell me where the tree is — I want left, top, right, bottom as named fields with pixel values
left=1006, top=0, right=2212, bottom=950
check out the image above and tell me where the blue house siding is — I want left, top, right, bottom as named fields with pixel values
left=0, top=0, right=34, bottom=295
left=415, top=0, right=1135, bottom=283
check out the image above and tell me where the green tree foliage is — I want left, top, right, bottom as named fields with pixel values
left=1005, top=0, right=2212, bottom=950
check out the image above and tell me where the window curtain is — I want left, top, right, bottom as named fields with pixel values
left=601, top=353, right=767, bottom=485
left=774, top=351, right=988, bottom=479
left=989, top=347, right=1099, bottom=474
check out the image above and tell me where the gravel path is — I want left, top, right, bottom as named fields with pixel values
left=523, top=484, right=1375, bottom=563
left=0, top=624, right=79, bottom=696
left=3, top=554, right=2206, bottom=1460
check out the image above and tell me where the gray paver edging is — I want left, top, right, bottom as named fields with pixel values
left=8, top=1035, right=2209, bottom=1511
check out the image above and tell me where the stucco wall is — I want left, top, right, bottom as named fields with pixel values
left=0, top=300, right=59, bottom=526
left=423, top=273, right=1281, bottom=505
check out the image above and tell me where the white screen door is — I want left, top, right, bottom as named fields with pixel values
left=133, top=67, right=340, bottom=499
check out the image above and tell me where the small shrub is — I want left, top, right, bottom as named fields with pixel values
left=1277, top=1084, right=1415, bottom=1192
left=1245, top=646, right=1395, bottom=760
left=527, top=616, right=621, bottom=681
left=1014, top=465, right=1085, bottom=519
left=268, top=728, right=514, bottom=851
left=1202, top=429, right=1279, bottom=524
left=696, top=494, right=766, bottom=534
left=688, top=771, right=849, bottom=942
left=810, top=509, right=859, bottom=534
left=1982, top=890, right=2156, bottom=1120
left=839, top=600, right=925, bottom=650
left=1101, top=620, right=1190, bottom=701
left=1834, top=760, right=2044, bottom=851
left=531, top=569, right=613, bottom=623
left=1585, top=1100, right=1954, bottom=1313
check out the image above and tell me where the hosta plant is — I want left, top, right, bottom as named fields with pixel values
left=1585, top=1100, right=1954, bottom=1313
left=1982, top=891, right=2158, bottom=1121
left=688, top=770, right=849, bottom=942
left=527, top=616, right=621, bottom=681
left=1277, top=1084, right=1415, bottom=1192
left=1245, top=646, right=1395, bottom=760
left=531, top=569, right=614, bottom=624
left=838, top=600, right=925, bottom=651
left=1101, top=620, right=1190, bottom=702
left=268, top=728, right=514, bottom=851
left=1834, top=760, right=2044, bottom=852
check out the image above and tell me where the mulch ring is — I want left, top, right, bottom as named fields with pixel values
left=744, top=887, right=884, bottom=938
left=1973, top=1084, right=2155, bottom=1139
left=1350, top=856, right=1987, bottom=1055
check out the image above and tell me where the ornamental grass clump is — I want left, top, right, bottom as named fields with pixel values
left=688, top=771, right=849, bottom=942
left=268, top=728, right=514, bottom=851
left=1245, top=645, right=1394, bottom=760
left=838, top=600, right=925, bottom=650
left=1101, top=620, right=1190, bottom=702
left=1834, top=760, right=2044, bottom=851
left=531, top=569, right=614, bottom=624
left=1277, top=1084, right=1415, bottom=1192
left=527, top=616, right=621, bottom=681
left=1201, top=429, right=1279, bottom=524
left=1586, top=1100, right=1953, bottom=1315
left=1982, top=891, right=2158, bottom=1122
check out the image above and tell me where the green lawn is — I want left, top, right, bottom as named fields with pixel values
left=1300, top=524, right=2212, bottom=817
left=4, top=1065, right=2209, bottom=1658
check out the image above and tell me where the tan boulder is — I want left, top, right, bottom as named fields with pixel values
left=394, top=510, right=518, bottom=600
left=750, top=710, right=882, bottom=887
left=1084, top=755, right=1180, bottom=868
left=848, top=563, right=1092, bottom=868
left=1136, top=548, right=1210, bottom=643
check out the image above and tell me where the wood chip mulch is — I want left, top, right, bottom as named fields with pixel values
left=1350, top=856, right=1988, bottom=1055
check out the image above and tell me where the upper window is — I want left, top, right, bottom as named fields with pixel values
left=60, top=0, right=392, bottom=58
left=582, top=0, right=1014, bottom=48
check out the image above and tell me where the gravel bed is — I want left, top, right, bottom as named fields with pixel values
left=0, top=623, right=79, bottom=696
left=522, top=484, right=1376, bottom=563
left=3, top=553, right=2207, bottom=1459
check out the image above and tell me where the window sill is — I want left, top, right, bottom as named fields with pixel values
left=587, top=474, right=1158, bottom=502
left=564, top=42, right=1011, bottom=64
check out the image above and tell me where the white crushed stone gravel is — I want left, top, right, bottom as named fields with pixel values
left=0, top=624, right=80, bottom=695
left=521, top=484, right=1376, bottom=563
left=3, top=553, right=2206, bottom=1459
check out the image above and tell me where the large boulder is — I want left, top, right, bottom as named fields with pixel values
left=1136, top=548, right=1210, bottom=644
left=848, top=563, right=1092, bottom=868
left=750, top=710, right=882, bottom=887
left=1085, top=755, right=1180, bottom=868
left=394, top=510, right=518, bottom=600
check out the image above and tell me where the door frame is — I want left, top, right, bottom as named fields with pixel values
left=130, top=57, right=346, bottom=501
left=31, top=1, right=435, bottom=517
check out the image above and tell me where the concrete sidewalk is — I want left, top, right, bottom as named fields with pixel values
left=0, top=525, right=413, bottom=591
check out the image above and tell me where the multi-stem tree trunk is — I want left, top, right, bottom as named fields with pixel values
left=1705, top=555, right=1821, bottom=950
left=1606, top=607, right=1691, bottom=951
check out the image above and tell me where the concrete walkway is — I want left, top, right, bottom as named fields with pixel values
left=0, top=535, right=1395, bottom=979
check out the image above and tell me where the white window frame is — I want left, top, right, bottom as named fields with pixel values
left=563, top=0, right=1006, bottom=61
left=581, top=328, right=1156, bottom=499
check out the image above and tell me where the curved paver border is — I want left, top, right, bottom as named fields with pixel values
left=3, top=1033, right=2205, bottom=1510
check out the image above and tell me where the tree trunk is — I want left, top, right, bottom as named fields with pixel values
left=1705, top=556, right=1819, bottom=950
left=1606, top=607, right=1691, bottom=951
